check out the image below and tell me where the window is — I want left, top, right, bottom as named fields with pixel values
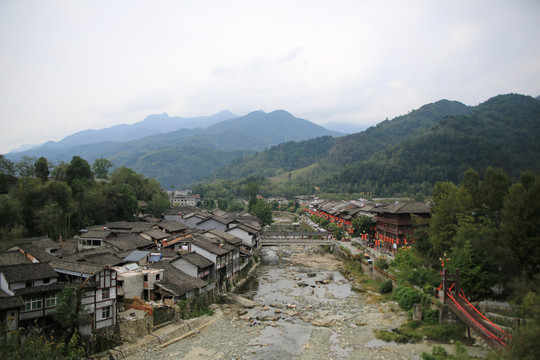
left=101, top=306, right=111, bottom=319
left=24, top=297, right=42, bottom=311
left=102, top=288, right=110, bottom=299
left=45, top=294, right=57, bottom=308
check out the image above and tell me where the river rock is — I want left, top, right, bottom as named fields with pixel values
left=228, top=294, right=259, bottom=308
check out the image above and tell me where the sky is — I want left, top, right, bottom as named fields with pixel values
left=1, top=1, right=539, bottom=154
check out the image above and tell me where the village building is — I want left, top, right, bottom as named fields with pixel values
left=49, top=260, right=117, bottom=336
left=77, top=229, right=117, bottom=251
left=148, top=262, right=210, bottom=302
left=373, top=201, right=431, bottom=254
left=170, top=252, right=214, bottom=282
left=0, top=262, right=65, bottom=332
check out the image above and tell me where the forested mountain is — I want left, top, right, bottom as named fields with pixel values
left=6, top=110, right=341, bottom=187
left=214, top=99, right=473, bottom=181
left=209, top=94, right=540, bottom=197
left=333, top=94, right=540, bottom=194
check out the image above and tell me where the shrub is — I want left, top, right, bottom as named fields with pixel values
left=422, top=323, right=466, bottom=342
left=375, top=258, right=389, bottom=270
left=393, top=285, right=423, bottom=310
left=379, top=280, right=393, bottom=294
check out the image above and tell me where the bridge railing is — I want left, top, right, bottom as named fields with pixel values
left=445, top=291, right=509, bottom=349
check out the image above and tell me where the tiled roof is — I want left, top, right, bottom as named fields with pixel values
left=49, top=259, right=105, bottom=276
left=103, top=234, right=153, bottom=251
left=143, top=229, right=169, bottom=240
left=19, top=236, right=59, bottom=250
left=204, top=229, right=243, bottom=246
left=17, top=243, right=56, bottom=262
left=0, top=263, right=58, bottom=283
left=123, top=251, right=150, bottom=262
left=227, top=224, right=257, bottom=235
left=191, top=236, right=228, bottom=256
left=157, top=220, right=188, bottom=233
left=0, top=290, right=24, bottom=310
left=178, top=252, right=214, bottom=268
left=150, top=262, right=207, bottom=297
left=82, top=252, right=125, bottom=267
left=164, top=206, right=198, bottom=216
left=13, top=281, right=65, bottom=296
left=373, top=201, right=431, bottom=214
left=0, top=251, right=32, bottom=266
left=78, top=230, right=114, bottom=239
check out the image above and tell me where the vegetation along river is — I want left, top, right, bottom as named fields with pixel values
left=127, top=247, right=489, bottom=360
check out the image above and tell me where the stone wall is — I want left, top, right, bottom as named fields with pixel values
left=118, top=315, right=153, bottom=343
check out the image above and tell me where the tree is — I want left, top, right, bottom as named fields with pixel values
left=429, top=181, right=474, bottom=255
left=34, top=202, right=63, bottom=241
left=92, top=158, right=113, bottom=179
left=352, top=215, right=373, bottom=237
left=226, top=199, right=245, bottom=212
left=500, top=173, right=540, bottom=281
left=0, top=195, right=23, bottom=241
left=111, top=184, right=139, bottom=221
left=34, top=156, right=50, bottom=183
left=147, top=191, right=170, bottom=217
left=250, top=198, right=273, bottom=225
left=14, top=155, right=37, bottom=177
left=479, top=167, right=511, bottom=218
left=0, top=154, right=15, bottom=176
left=66, top=156, right=93, bottom=193
left=50, top=161, right=69, bottom=182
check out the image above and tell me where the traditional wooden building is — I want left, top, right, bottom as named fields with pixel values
left=373, top=201, right=430, bottom=254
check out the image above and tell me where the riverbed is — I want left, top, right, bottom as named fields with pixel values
left=127, top=247, right=489, bottom=360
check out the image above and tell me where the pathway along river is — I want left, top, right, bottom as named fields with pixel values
left=128, top=247, right=489, bottom=360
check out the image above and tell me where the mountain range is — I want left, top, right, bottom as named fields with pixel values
left=6, top=110, right=342, bottom=186
left=6, top=93, right=539, bottom=195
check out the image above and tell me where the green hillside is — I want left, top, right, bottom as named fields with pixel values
left=208, top=94, right=540, bottom=198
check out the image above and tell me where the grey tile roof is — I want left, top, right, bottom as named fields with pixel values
left=0, top=263, right=58, bottom=283
left=13, top=281, right=65, bottom=296
left=191, top=236, right=228, bottom=256
left=49, top=259, right=105, bottom=276
left=81, top=252, right=125, bottom=267
left=178, top=252, right=214, bottom=268
left=78, top=230, right=115, bottom=239
left=19, top=236, right=59, bottom=250
left=103, top=234, right=153, bottom=251
left=156, top=220, right=188, bottom=233
left=0, top=251, right=32, bottom=266
left=123, top=251, right=150, bottom=262
left=143, top=229, right=169, bottom=240
left=373, top=201, right=431, bottom=214
left=0, top=290, right=24, bottom=310
left=150, top=262, right=207, bottom=297
left=17, top=243, right=56, bottom=262
left=106, top=221, right=156, bottom=232
left=204, top=229, right=243, bottom=246
left=164, top=206, right=198, bottom=216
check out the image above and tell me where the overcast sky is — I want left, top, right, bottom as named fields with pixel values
left=1, top=1, right=539, bottom=154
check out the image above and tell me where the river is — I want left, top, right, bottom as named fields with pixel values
left=127, top=246, right=489, bottom=360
